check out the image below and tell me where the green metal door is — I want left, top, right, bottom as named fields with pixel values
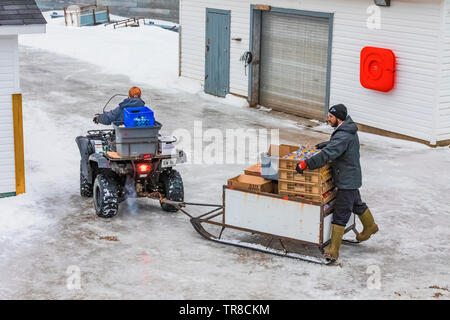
left=205, top=9, right=230, bottom=97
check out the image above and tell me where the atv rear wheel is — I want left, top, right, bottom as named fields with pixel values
left=160, top=170, right=184, bottom=212
left=80, top=163, right=93, bottom=197
left=93, top=174, right=120, bottom=218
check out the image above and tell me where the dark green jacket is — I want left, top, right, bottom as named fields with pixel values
left=306, top=116, right=362, bottom=189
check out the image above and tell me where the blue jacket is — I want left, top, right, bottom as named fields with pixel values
left=98, top=98, right=146, bottom=125
left=306, top=116, right=362, bottom=190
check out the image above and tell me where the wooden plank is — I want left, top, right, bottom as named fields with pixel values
left=79, top=4, right=97, bottom=11
left=94, top=11, right=109, bottom=24
left=279, top=189, right=336, bottom=205
left=113, top=17, right=140, bottom=29
left=278, top=179, right=335, bottom=196
left=278, top=168, right=332, bottom=184
left=106, top=151, right=122, bottom=159
left=80, top=12, right=95, bottom=26
left=12, top=94, right=25, bottom=195
left=255, top=5, right=271, bottom=11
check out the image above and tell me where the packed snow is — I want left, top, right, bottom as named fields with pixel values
left=0, top=11, right=448, bottom=299
left=20, top=11, right=245, bottom=106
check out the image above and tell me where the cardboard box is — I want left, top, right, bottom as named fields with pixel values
left=244, top=163, right=261, bottom=176
left=227, top=174, right=273, bottom=193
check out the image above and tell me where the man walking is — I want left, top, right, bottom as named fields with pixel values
left=296, top=104, right=378, bottom=261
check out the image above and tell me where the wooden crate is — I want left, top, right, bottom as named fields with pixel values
left=280, top=155, right=331, bottom=171
left=278, top=179, right=335, bottom=196
left=279, top=188, right=337, bottom=205
left=278, top=166, right=332, bottom=184
left=268, top=144, right=329, bottom=175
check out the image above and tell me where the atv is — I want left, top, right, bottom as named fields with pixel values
left=76, top=125, right=186, bottom=218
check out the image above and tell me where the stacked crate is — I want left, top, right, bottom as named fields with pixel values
left=277, top=145, right=336, bottom=204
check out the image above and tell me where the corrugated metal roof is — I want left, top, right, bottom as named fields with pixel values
left=0, top=0, right=47, bottom=26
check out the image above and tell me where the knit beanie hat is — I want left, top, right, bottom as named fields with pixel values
left=329, top=104, right=347, bottom=121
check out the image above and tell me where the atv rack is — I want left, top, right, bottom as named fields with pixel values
left=158, top=190, right=360, bottom=265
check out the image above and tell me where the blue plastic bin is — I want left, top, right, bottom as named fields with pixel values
left=124, top=106, right=155, bottom=128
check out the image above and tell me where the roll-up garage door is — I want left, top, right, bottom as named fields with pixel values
left=259, top=11, right=330, bottom=120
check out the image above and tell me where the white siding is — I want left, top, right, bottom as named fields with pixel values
left=0, top=35, right=19, bottom=194
left=180, top=0, right=442, bottom=143
left=439, top=0, right=450, bottom=142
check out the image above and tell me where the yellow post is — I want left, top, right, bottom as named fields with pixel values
left=12, top=94, right=25, bottom=195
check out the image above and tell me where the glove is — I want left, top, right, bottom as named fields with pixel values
left=315, top=142, right=328, bottom=150
left=295, top=160, right=307, bottom=175
left=93, top=115, right=99, bottom=124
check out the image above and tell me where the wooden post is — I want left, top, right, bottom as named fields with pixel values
left=106, top=6, right=110, bottom=23
left=249, top=9, right=262, bottom=107
left=93, top=9, right=96, bottom=25
left=64, top=7, right=67, bottom=26
left=12, top=94, right=25, bottom=195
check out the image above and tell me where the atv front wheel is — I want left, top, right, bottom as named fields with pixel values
left=160, top=170, right=184, bottom=212
left=93, top=174, right=120, bottom=218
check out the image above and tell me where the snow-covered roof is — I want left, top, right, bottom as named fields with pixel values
left=0, top=0, right=47, bottom=26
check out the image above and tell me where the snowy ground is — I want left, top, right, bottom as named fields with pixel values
left=0, top=12, right=449, bottom=299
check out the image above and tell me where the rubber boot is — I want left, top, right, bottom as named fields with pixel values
left=356, top=208, right=379, bottom=242
left=324, top=224, right=345, bottom=261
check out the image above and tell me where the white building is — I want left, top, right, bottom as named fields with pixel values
left=0, top=0, right=46, bottom=198
left=179, top=0, right=450, bottom=146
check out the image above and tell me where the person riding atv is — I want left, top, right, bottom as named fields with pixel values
left=93, top=87, right=145, bottom=125
left=76, top=87, right=186, bottom=218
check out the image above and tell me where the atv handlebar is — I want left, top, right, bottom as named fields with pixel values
left=102, top=93, right=128, bottom=113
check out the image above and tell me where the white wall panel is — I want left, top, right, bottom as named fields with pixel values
left=180, top=0, right=442, bottom=142
left=0, top=35, right=18, bottom=194
left=439, top=0, right=450, bottom=142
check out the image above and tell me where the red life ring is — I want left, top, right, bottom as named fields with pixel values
left=360, top=47, right=396, bottom=92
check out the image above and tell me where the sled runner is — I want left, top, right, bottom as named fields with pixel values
left=160, top=186, right=360, bottom=265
